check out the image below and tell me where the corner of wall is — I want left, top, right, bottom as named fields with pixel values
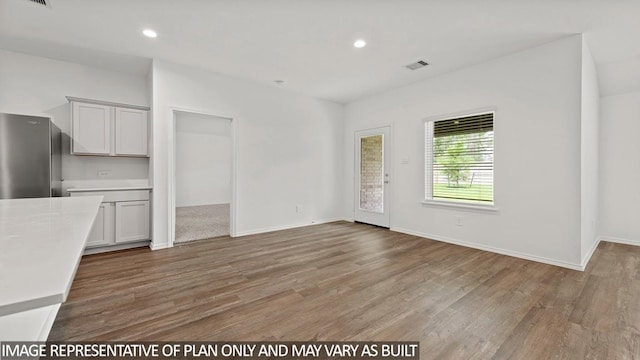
left=598, top=91, right=640, bottom=247
left=344, top=35, right=587, bottom=268
left=579, top=34, right=601, bottom=265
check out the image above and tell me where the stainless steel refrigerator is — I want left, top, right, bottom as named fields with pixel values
left=0, top=113, right=62, bottom=199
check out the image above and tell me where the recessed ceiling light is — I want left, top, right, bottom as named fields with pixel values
left=353, top=39, right=366, bottom=48
left=142, top=29, right=157, bottom=38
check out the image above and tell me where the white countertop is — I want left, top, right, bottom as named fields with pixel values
left=67, top=186, right=152, bottom=192
left=0, top=196, right=103, bottom=316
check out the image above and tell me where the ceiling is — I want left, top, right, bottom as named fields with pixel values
left=1, top=0, right=639, bottom=103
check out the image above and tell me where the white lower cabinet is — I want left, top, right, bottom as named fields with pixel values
left=115, top=201, right=150, bottom=243
left=69, top=189, right=151, bottom=251
left=86, top=202, right=114, bottom=247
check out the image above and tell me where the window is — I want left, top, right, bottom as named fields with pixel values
left=425, top=111, right=494, bottom=205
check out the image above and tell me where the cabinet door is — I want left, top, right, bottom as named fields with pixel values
left=72, top=102, right=112, bottom=155
left=115, top=108, right=148, bottom=156
left=115, top=200, right=150, bottom=243
left=86, top=203, right=115, bottom=248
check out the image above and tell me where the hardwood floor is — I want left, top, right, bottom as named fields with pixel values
left=49, top=221, right=640, bottom=359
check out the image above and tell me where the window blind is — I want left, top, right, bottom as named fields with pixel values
left=426, top=112, right=494, bottom=203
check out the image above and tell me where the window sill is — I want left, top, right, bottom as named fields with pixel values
left=421, top=199, right=499, bottom=213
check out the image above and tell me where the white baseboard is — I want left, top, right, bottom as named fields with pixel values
left=600, top=236, right=640, bottom=246
left=85, top=241, right=151, bottom=255
left=391, top=226, right=584, bottom=271
left=150, top=242, right=170, bottom=251
left=177, top=202, right=230, bottom=208
left=152, top=218, right=346, bottom=249
left=581, top=237, right=601, bottom=269
left=235, top=218, right=344, bottom=237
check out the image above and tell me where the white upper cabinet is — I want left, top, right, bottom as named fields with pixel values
left=68, top=97, right=149, bottom=157
left=115, top=107, right=148, bottom=156
left=72, top=102, right=112, bottom=155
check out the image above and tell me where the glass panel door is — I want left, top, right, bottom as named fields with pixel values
left=359, top=134, right=384, bottom=213
left=354, top=126, right=390, bottom=228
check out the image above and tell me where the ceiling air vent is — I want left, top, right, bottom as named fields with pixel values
left=26, top=0, right=52, bottom=8
left=405, top=60, right=429, bottom=70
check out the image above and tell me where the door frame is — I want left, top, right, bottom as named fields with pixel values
left=168, top=107, right=239, bottom=247
left=354, top=125, right=392, bottom=227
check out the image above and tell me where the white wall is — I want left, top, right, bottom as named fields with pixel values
left=580, top=38, right=600, bottom=263
left=175, top=112, right=232, bottom=207
left=598, top=56, right=640, bottom=97
left=344, top=36, right=584, bottom=267
left=151, top=60, right=344, bottom=247
left=600, top=91, right=640, bottom=245
left=0, top=50, right=150, bottom=188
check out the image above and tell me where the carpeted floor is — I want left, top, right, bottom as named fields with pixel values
left=175, top=203, right=230, bottom=243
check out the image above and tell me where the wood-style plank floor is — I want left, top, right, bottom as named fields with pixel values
left=49, top=221, right=640, bottom=359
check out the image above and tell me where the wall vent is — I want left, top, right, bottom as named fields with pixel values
left=405, top=60, right=429, bottom=70
left=26, top=0, right=52, bottom=8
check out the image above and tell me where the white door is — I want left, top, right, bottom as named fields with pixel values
left=354, top=126, right=390, bottom=227
left=71, top=102, right=112, bottom=155
left=115, top=107, right=148, bottom=156
left=115, top=200, right=150, bottom=243
left=86, top=203, right=114, bottom=248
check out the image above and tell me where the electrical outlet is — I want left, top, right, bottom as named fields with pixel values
left=97, top=170, right=111, bottom=178
left=296, top=205, right=303, bottom=213
left=455, top=216, right=463, bottom=227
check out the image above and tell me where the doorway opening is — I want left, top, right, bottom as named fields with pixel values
left=170, top=109, right=237, bottom=245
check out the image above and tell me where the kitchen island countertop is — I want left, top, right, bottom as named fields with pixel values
left=0, top=196, right=102, bottom=317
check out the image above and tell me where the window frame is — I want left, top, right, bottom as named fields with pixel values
left=422, top=108, right=498, bottom=212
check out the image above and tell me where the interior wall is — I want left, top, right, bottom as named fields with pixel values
left=151, top=60, right=344, bottom=247
left=599, top=90, right=640, bottom=245
left=598, top=56, right=640, bottom=97
left=343, top=36, right=584, bottom=267
left=175, top=111, right=232, bottom=207
left=580, top=38, right=600, bottom=263
left=0, top=49, right=150, bottom=189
